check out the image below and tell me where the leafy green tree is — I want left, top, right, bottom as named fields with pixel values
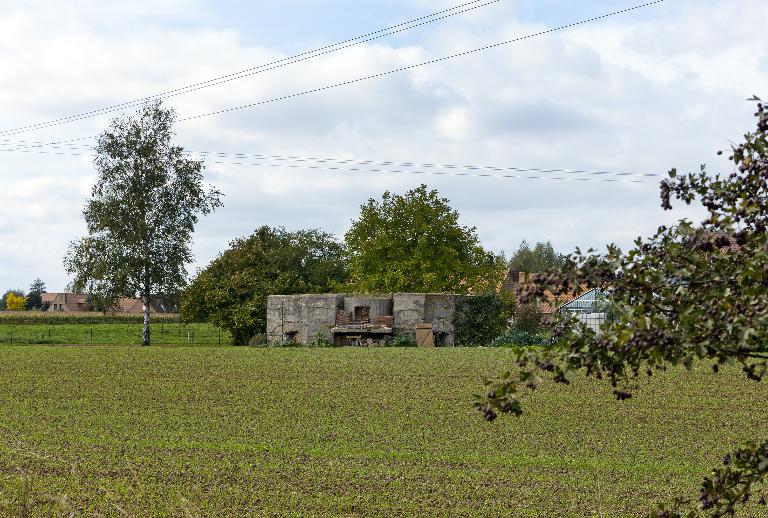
left=478, top=98, right=768, bottom=516
left=180, top=226, right=348, bottom=345
left=345, top=184, right=505, bottom=293
left=65, top=101, right=222, bottom=345
left=84, top=292, right=121, bottom=314
left=512, top=303, right=542, bottom=333
left=507, top=240, right=565, bottom=273
left=26, top=278, right=46, bottom=310
left=453, top=292, right=516, bottom=346
left=0, top=289, right=25, bottom=310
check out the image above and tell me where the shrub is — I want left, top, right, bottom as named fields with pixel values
left=512, top=304, right=543, bottom=333
left=490, top=329, right=549, bottom=347
left=387, top=334, right=416, bottom=347
left=309, top=332, right=335, bottom=348
left=453, top=293, right=514, bottom=347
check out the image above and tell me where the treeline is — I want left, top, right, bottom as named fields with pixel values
left=0, top=279, right=47, bottom=311
left=180, top=185, right=565, bottom=345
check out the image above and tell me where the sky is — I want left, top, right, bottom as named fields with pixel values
left=0, top=0, right=766, bottom=292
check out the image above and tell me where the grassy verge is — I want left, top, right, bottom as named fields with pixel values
left=0, top=347, right=765, bottom=516
left=0, top=323, right=231, bottom=346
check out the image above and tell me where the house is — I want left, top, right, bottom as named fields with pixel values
left=42, top=292, right=89, bottom=312
left=266, top=293, right=466, bottom=346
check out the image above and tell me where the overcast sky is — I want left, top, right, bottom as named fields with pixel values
left=1, top=0, right=766, bottom=292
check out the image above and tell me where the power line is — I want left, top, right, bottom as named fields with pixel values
left=0, top=0, right=663, bottom=136
left=0, top=0, right=499, bottom=137
left=203, top=158, right=654, bottom=183
left=179, top=1, right=664, bottom=124
left=0, top=142, right=658, bottom=182
left=192, top=150, right=660, bottom=178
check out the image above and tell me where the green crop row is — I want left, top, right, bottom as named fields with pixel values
left=0, top=347, right=766, bottom=516
left=0, top=311, right=181, bottom=325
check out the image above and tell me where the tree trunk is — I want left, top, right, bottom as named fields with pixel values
left=142, top=299, right=151, bottom=346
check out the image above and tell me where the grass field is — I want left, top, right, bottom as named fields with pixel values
left=0, top=322, right=231, bottom=346
left=1, top=346, right=766, bottom=516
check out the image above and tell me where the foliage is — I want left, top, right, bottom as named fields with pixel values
left=508, top=240, right=566, bottom=274
left=26, top=279, right=46, bottom=310
left=65, top=101, right=222, bottom=345
left=309, top=332, right=335, bottom=347
left=1, top=347, right=766, bottom=516
left=387, top=334, right=416, bottom=347
left=180, top=226, right=348, bottom=345
left=0, top=290, right=24, bottom=311
left=512, top=303, right=543, bottom=333
left=4, top=292, right=26, bottom=311
left=345, top=184, right=506, bottom=293
left=477, top=98, right=768, bottom=516
left=84, top=292, right=121, bottom=314
left=453, top=293, right=512, bottom=346
left=490, top=329, right=548, bottom=347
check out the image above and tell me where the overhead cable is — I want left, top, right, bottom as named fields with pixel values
left=0, top=142, right=658, bottom=182
left=179, top=1, right=664, bottom=124
left=0, top=0, right=499, bottom=137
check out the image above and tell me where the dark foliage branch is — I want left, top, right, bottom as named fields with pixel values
left=477, top=98, right=768, bottom=516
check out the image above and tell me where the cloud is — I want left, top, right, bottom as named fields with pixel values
left=0, top=0, right=764, bottom=291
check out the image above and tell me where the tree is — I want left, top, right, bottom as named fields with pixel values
left=26, top=278, right=46, bottom=310
left=5, top=292, right=26, bottom=311
left=0, top=290, right=25, bottom=311
left=345, top=184, right=505, bottom=293
left=511, top=303, right=542, bottom=334
left=65, top=101, right=222, bottom=345
left=84, top=292, right=120, bottom=314
left=180, top=226, right=348, bottom=345
left=507, top=240, right=565, bottom=273
left=478, top=98, right=768, bottom=516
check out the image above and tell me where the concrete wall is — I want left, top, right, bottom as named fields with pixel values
left=342, top=296, right=393, bottom=321
left=266, top=294, right=344, bottom=343
left=391, top=293, right=464, bottom=346
left=267, top=293, right=465, bottom=345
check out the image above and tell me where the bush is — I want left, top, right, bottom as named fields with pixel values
left=309, top=332, right=337, bottom=348
left=387, top=334, right=416, bottom=347
left=248, top=333, right=267, bottom=346
left=453, top=293, right=514, bottom=346
left=512, top=304, right=543, bottom=333
left=490, top=329, right=549, bottom=348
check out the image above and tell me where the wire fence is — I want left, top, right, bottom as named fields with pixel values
left=0, top=322, right=231, bottom=346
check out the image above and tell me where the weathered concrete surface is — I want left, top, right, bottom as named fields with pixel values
left=266, top=294, right=344, bottom=343
left=392, top=293, right=463, bottom=346
left=267, top=293, right=465, bottom=345
left=342, top=295, right=393, bottom=322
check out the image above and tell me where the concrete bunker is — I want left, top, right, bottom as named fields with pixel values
left=266, top=293, right=465, bottom=346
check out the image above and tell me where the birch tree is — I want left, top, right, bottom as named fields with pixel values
left=66, top=101, right=222, bottom=345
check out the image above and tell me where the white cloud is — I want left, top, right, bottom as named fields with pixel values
left=0, top=0, right=765, bottom=291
